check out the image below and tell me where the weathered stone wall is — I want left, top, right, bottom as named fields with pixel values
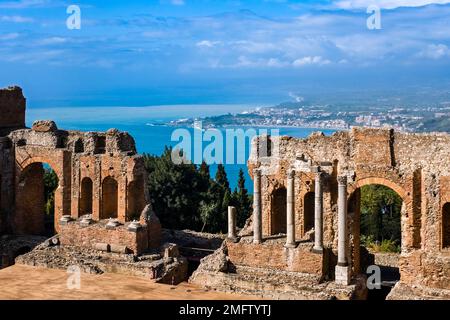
left=59, top=220, right=148, bottom=255
left=248, top=127, right=450, bottom=290
left=227, top=238, right=325, bottom=276
left=0, top=86, right=25, bottom=131
left=0, top=137, right=14, bottom=234
left=0, top=86, right=155, bottom=255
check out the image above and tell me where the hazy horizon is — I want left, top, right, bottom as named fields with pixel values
left=1, top=0, right=450, bottom=107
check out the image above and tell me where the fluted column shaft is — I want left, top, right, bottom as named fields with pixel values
left=285, top=170, right=296, bottom=248
left=313, top=172, right=324, bottom=252
left=228, top=206, right=237, bottom=240
left=337, top=175, right=348, bottom=266
left=253, top=169, right=262, bottom=244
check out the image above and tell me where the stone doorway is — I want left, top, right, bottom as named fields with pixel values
left=79, top=177, right=93, bottom=217
left=15, top=163, right=59, bottom=236
left=303, top=191, right=315, bottom=234
left=101, top=176, right=118, bottom=220
left=270, top=187, right=287, bottom=235
left=348, top=183, right=403, bottom=300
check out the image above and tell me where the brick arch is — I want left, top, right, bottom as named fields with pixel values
left=349, top=177, right=408, bottom=201
left=15, top=158, right=63, bottom=235
left=18, top=156, right=63, bottom=180
left=347, top=176, right=407, bottom=274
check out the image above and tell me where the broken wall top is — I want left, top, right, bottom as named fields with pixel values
left=0, top=86, right=26, bottom=133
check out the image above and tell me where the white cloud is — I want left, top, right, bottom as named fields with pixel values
left=196, top=40, right=221, bottom=48
left=293, top=56, right=331, bottom=67
left=333, top=0, right=450, bottom=10
left=0, top=15, right=34, bottom=23
left=171, top=0, right=185, bottom=5
left=0, top=0, right=50, bottom=9
left=418, top=44, right=450, bottom=59
left=37, top=37, right=68, bottom=45
left=0, top=33, right=20, bottom=41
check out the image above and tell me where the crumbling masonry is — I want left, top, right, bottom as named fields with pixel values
left=0, top=86, right=189, bottom=281
left=191, top=126, right=450, bottom=299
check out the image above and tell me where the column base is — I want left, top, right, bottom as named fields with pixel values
left=253, top=239, right=262, bottom=244
left=284, top=243, right=296, bottom=248
left=227, top=236, right=239, bottom=243
left=335, top=265, right=351, bottom=286
left=312, top=246, right=323, bottom=254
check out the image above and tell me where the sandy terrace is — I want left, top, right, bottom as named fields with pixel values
left=0, top=264, right=260, bottom=300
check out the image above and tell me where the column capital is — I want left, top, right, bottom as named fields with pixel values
left=315, top=171, right=324, bottom=180
left=337, top=175, right=347, bottom=185
left=287, top=169, right=295, bottom=179
left=311, top=165, right=321, bottom=173
left=253, top=168, right=262, bottom=176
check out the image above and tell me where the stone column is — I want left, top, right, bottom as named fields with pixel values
left=313, top=171, right=324, bottom=253
left=335, top=175, right=351, bottom=285
left=285, top=170, right=296, bottom=248
left=253, top=169, right=262, bottom=244
left=228, top=206, right=237, bottom=241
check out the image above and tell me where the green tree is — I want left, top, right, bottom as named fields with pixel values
left=360, top=185, right=402, bottom=251
left=43, top=168, right=58, bottom=216
left=232, top=169, right=253, bottom=227
left=144, top=147, right=206, bottom=230
left=143, top=149, right=242, bottom=234
left=215, top=164, right=230, bottom=191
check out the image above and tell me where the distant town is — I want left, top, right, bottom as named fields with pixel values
left=163, top=98, right=450, bottom=133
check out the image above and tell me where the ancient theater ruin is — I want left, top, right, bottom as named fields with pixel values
left=0, top=86, right=187, bottom=282
left=191, top=128, right=450, bottom=299
left=2, top=85, right=450, bottom=299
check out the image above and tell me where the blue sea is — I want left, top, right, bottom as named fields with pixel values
left=28, top=105, right=335, bottom=192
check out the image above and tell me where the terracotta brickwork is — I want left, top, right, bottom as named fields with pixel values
left=246, top=127, right=450, bottom=291
left=59, top=220, right=149, bottom=255
left=0, top=86, right=157, bottom=254
left=227, top=239, right=324, bottom=276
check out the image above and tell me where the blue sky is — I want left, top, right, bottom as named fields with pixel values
left=1, top=0, right=450, bottom=107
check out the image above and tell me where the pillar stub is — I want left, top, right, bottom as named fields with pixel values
left=106, top=218, right=121, bottom=230
left=59, top=215, right=73, bottom=226
left=79, top=215, right=94, bottom=227
left=127, top=220, right=142, bottom=232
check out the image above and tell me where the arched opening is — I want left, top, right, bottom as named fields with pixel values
left=74, top=139, right=84, bottom=153
left=271, top=187, right=287, bottom=235
left=443, top=203, right=450, bottom=249
left=79, top=177, right=93, bottom=217
left=303, top=192, right=315, bottom=234
left=349, top=183, right=403, bottom=300
left=15, top=163, right=59, bottom=236
left=101, top=176, right=118, bottom=220
left=127, top=178, right=146, bottom=221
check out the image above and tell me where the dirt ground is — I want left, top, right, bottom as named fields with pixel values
left=0, top=264, right=259, bottom=300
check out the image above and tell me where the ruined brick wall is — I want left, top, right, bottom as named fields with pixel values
left=248, top=127, right=450, bottom=290
left=0, top=137, right=14, bottom=234
left=7, top=122, right=148, bottom=234
left=59, top=221, right=148, bottom=255
left=227, top=239, right=325, bottom=276
left=0, top=86, right=153, bottom=257
left=0, top=86, right=25, bottom=131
